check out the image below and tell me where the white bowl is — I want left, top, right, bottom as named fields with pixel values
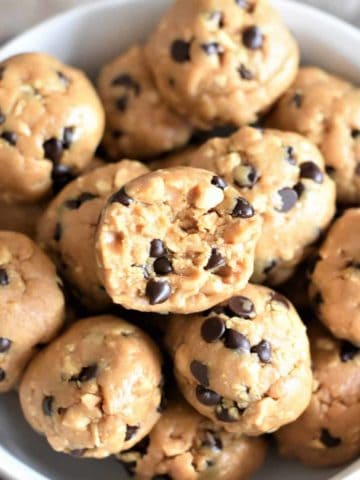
left=0, top=1, right=359, bottom=479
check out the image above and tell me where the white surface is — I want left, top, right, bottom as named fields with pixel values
left=0, top=0, right=359, bottom=479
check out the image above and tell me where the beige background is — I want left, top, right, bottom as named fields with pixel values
left=0, top=0, right=359, bottom=43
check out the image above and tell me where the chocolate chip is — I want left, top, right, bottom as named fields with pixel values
left=116, top=95, right=129, bottom=112
left=313, top=291, right=323, bottom=305
left=145, top=279, right=171, bottom=305
left=326, top=165, right=336, bottom=175
left=0, top=268, right=9, bottom=286
left=125, top=425, right=139, bottom=441
left=42, top=395, right=54, bottom=416
left=251, top=340, right=271, bottom=363
left=201, top=317, right=225, bottom=343
left=0, top=338, right=11, bottom=353
left=65, top=192, right=97, bottom=210
left=63, top=127, right=75, bottom=149
left=227, top=296, right=255, bottom=319
left=293, top=182, right=305, bottom=198
left=196, top=385, right=221, bottom=405
left=224, top=329, right=250, bottom=351
left=205, top=248, right=226, bottom=271
left=201, top=42, right=224, bottom=56
left=351, top=129, right=360, bottom=139
left=52, top=164, right=74, bottom=193
left=300, top=161, right=324, bottom=183
left=112, top=129, right=124, bottom=139
left=276, top=187, right=298, bottom=213
left=233, top=164, right=259, bottom=188
left=1, top=131, right=17, bottom=146
left=0, top=111, right=5, bottom=125
left=202, top=430, right=223, bottom=450
left=340, top=341, right=359, bottom=362
left=211, top=175, right=227, bottom=190
left=292, top=92, right=303, bottom=108
left=0, top=369, right=6, bottom=382
left=320, top=428, right=341, bottom=448
left=190, top=360, right=209, bottom=387
left=238, top=64, right=253, bottom=80
left=57, top=71, right=70, bottom=86
left=171, top=39, right=191, bottom=62
left=70, top=364, right=98, bottom=382
left=150, top=239, right=166, bottom=258
left=54, top=222, right=62, bottom=241
left=109, top=186, right=133, bottom=206
left=111, top=73, right=140, bottom=95
left=153, top=256, right=173, bottom=275
left=70, top=449, right=86, bottom=457
left=43, top=138, right=63, bottom=163
left=232, top=197, right=255, bottom=218
left=285, top=146, right=296, bottom=165
left=263, top=259, right=277, bottom=274
left=242, top=26, right=263, bottom=50
left=270, top=292, right=290, bottom=309
left=215, top=406, right=239, bottom=423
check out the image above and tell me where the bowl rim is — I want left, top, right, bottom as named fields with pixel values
left=0, top=0, right=359, bottom=479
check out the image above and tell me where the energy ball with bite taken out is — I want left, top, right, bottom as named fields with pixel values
left=0, top=231, right=64, bottom=392
left=0, top=53, right=104, bottom=203
left=95, top=166, right=262, bottom=314
left=166, top=284, right=312, bottom=435
left=37, top=160, right=149, bottom=311
left=117, top=396, right=267, bottom=480
left=145, top=0, right=299, bottom=128
left=19, top=316, right=163, bottom=459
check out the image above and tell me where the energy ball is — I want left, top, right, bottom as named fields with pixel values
left=37, top=160, right=149, bottom=311
left=95, top=166, right=262, bottom=314
left=98, top=45, right=192, bottom=159
left=166, top=284, right=312, bottom=435
left=0, top=53, right=105, bottom=203
left=145, top=0, right=299, bottom=129
left=267, top=67, right=360, bottom=204
left=276, top=322, right=360, bottom=467
left=0, top=231, right=64, bottom=392
left=309, top=208, right=360, bottom=346
left=189, top=126, right=336, bottom=285
left=117, top=396, right=267, bottom=480
left=19, top=316, right=163, bottom=459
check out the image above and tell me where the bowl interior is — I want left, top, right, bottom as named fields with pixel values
left=0, top=0, right=359, bottom=479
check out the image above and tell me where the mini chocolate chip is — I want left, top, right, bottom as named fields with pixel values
left=224, top=329, right=250, bottom=351
left=1, top=131, right=17, bottom=145
left=196, top=385, right=221, bottom=406
left=285, top=146, right=296, bottom=165
left=320, top=428, right=341, bottom=448
left=232, top=197, right=255, bottom=218
left=227, top=296, right=255, bottom=319
left=70, top=449, right=86, bottom=457
left=125, top=425, right=139, bottom=441
left=270, top=292, right=290, bottom=309
left=351, top=129, right=360, bottom=139
left=171, top=39, right=191, bottom=62
left=43, top=138, right=63, bottom=163
left=65, top=192, right=97, bottom=210
left=242, top=26, right=264, bottom=50
left=112, top=129, right=124, bottom=139
left=153, top=256, right=173, bottom=275
left=300, top=161, right=324, bottom=183
left=251, top=340, right=271, bottom=363
left=293, top=182, right=305, bottom=198
left=238, top=64, right=253, bottom=80
left=54, top=223, right=62, bottom=241
left=233, top=164, right=259, bottom=188
left=0, top=369, right=6, bottom=382
left=0, top=268, right=9, bottom=286
left=111, top=73, right=140, bottom=95
left=201, top=317, right=225, bottom=343
left=63, top=127, right=75, bottom=149
left=52, top=164, right=74, bottom=193
left=211, top=175, right=227, bottom=190
left=276, top=187, right=298, bottom=213
left=116, top=95, right=129, bottom=112
left=190, top=360, right=209, bottom=387
left=340, top=341, right=359, bottom=362
left=205, top=248, right=226, bottom=271
left=292, top=92, right=303, bottom=108
left=326, top=166, right=336, bottom=175
left=70, top=364, right=98, bottom=383
left=168, top=77, right=176, bottom=87
left=202, top=430, right=223, bottom=450
left=0, top=112, right=5, bottom=125
left=42, top=395, right=54, bottom=416
left=263, top=259, right=277, bottom=274
left=145, top=279, right=171, bottom=304
left=215, top=406, right=239, bottom=423
left=109, top=186, right=133, bottom=206
left=201, top=42, right=224, bottom=56
left=0, top=338, right=11, bottom=353
left=313, top=291, right=323, bottom=305
left=150, top=239, right=166, bottom=258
